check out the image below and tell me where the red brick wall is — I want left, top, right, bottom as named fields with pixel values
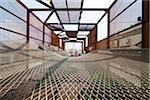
left=51, top=32, right=59, bottom=46
left=96, top=39, right=108, bottom=49
left=87, top=27, right=97, bottom=51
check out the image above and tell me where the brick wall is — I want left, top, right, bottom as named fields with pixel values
left=96, top=39, right=108, bottom=49
left=51, top=32, right=59, bottom=46
left=87, top=27, right=97, bottom=51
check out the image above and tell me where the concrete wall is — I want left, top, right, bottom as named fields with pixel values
left=109, top=25, right=142, bottom=48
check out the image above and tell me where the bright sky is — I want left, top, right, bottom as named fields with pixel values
left=65, top=42, right=82, bottom=51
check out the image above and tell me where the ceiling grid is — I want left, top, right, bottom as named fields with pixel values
left=20, top=0, right=115, bottom=42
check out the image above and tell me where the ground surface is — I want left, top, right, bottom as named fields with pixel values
left=0, top=50, right=149, bottom=100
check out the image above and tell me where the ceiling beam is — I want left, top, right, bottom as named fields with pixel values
left=36, top=0, right=52, bottom=8
left=47, top=25, right=63, bottom=31
left=55, top=8, right=108, bottom=11
left=50, top=2, right=65, bottom=31
left=109, top=0, right=118, bottom=10
left=65, top=0, right=71, bottom=23
left=89, top=11, right=107, bottom=31
left=65, top=41, right=83, bottom=43
left=29, top=8, right=52, bottom=11
left=109, top=0, right=137, bottom=23
left=46, top=23, right=96, bottom=25
left=51, top=29, right=93, bottom=31
left=44, top=11, right=54, bottom=24
left=96, top=11, right=107, bottom=25
left=78, top=0, right=84, bottom=35
left=28, top=8, right=108, bottom=11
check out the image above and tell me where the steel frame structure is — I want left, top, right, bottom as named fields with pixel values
left=13, top=0, right=148, bottom=50
left=15, top=0, right=116, bottom=49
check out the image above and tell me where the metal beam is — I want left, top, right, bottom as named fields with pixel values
left=0, top=27, right=26, bottom=37
left=108, top=0, right=118, bottom=10
left=36, top=0, right=52, bottom=8
left=26, top=10, right=30, bottom=43
left=29, top=8, right=108, bottom=11
left=46, top=23, right=96, bottom=25
left=142, top=0, right=149, bottom=48
left=52, top=29, right=92, bottom=31
left=0, top=6, right=26, bottom=23
left=84, top=39, right=86, bottom=52
left=96, top=12, right=107, bottom=26
left=47, top=24, right=64, bottom=30
left=109, top=0, right=137, bottom=23
left=79, top=10, right=107, bottom=32
left=109, top=22, right=141, bottom=37
left=55, top=8, right=108, bottom=11
left=17, top=0, right=28, bottom=9
left=65, top=41, right=82, bottom=43
left=78, top=0, right=84, bottom=34
left=65, top=0, right=70, bottom=23
left=44, top=11, right=54, bottom=24
left=43, top=24, right=45, bottom=44
left=50, top=2, right=65, bottom=32
left=107, top=10, right=110, bottom=48
left=29, top=8, right=52, bottom=11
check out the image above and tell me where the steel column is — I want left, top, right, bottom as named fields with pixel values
left=26, top=10, right=30, bottom=43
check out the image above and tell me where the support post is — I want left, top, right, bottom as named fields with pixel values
left=43, top=25, right=45, bottom=45
left=26, top=10, right=30, bottom=43
left=107, top=10, right=110, bottom=48
left=142, top=0, right=149, bottom=48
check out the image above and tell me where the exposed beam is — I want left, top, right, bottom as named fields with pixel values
left=26, top=10, right=30, bottom=43
left=55, top=8, right=108, bottom=11
left=77, top=38, right=86, bottom=40
left=0, top=6, right=26, bottom=22
left=50, top=2, right=65, bottom=32
left=78, top=0, right=84, bottom=34
left=47, top=25, right=64, bottom=31
left=30, top=37, right=43, bottom=42
left=51, top=29, right=93, bottom=31
left=84, top=39, right=86, bottom=51
left=29, top=8, right=52, bottom=11
left=82, top=42, right=84, bottom=53
left=96, top=12, right=107, bottom=26
left=107, top=9, right=110, bottom=48
left=65, top=41, right=82, bottom=43
left=0, top=27, right=26, bottom=37
left=65, top=0, right=70, bottom=23
left=109, top=22, right=141, bottom=37
left=87, top=11, right=107, bottom=32
left=109, top=0, right=137, bottom=23
left=46, top=23, right=96, bottom=25
left=28, top=10, right=46, bottom=26
left=44, top=11, right=54, bottom=24
left=42, top=24, right=45, bottom=44
left=77, top=35, right=88, bottom=36
left=17, top=0, right=28, bottom=9
left=28, top=8, right=108, bottom=11
left=108, top=0, right=118, bottom=10
left=57, top=31, right=64, bottom=35
left=36, top=0, right=52, bottom=8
